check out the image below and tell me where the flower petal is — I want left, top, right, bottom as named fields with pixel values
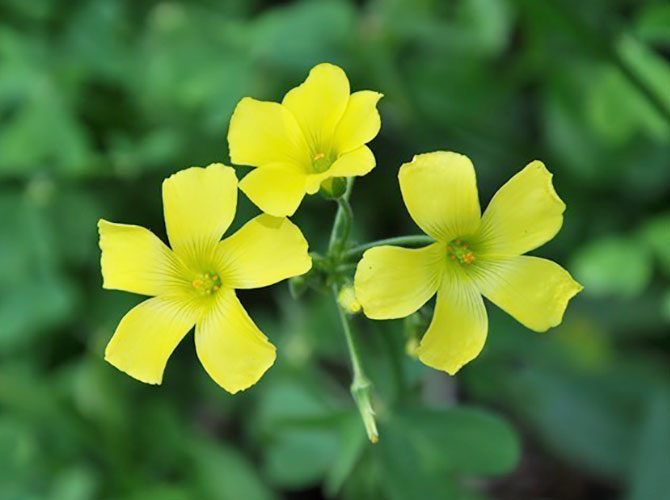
left=282, top=63, right=350, bottom=151
left=162, top=164, right=238, bottom=262
left=195, top=290, right=276, bottom=393
left=332, top=90, right=383, bottom=154
left=228, top=97, right=311, bottom=168
left=305, top=145, right=376, bottom=194
left=98, top=219, right=187, bottom=296
left=105, top=296, right=197, bottom=384
left=354, top=243, right=446, bottom=320
left=398, top=152, right=481, bottom=242
left=239, top=163, right=307, bottom=217
left=472, top=256, right=583, bottom=332
left=417, top=272, right=488, bottom=375
left=217, top=214, right=312, bottom=289
left=473, top=161, right=566, bottom=256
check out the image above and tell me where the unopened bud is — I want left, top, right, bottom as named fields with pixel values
left=338, top=285, right=361, bottom=314
left=319, top=177, right=347, bottom=199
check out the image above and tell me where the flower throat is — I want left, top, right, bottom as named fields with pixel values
left=447, top=239, right=476, bottom=264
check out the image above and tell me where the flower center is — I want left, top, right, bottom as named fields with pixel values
left=312, top=152, right=335, bottom=173
left=447, top=239, right=476, bottom=265
left=191, top=272, right=221, bottom=296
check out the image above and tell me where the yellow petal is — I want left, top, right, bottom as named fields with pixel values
left=473, top=161, right=566, bottom=256
left=472, top=256, right=583, bottom=332
left=305, top=145, right=376, bottom=194
left=282, top=63, right=350, bottom=151
left=228, top=97, right=311, bottom=168
left=398, top=151, right=481, bottom=242
left=332, top=90, right=383, bottom=154
left=217, top=214, right=312, bottom=289
left=354, top=243, right=445, bottom=320
left=98, top=219, right=187, bottom=296
left=417, top=272, right=488, bottom=375
left=195, top=290, right=276, bottom=393
left=105, top=296, right=198, bottom=384
left=239, top=163, right=307, bottom=217
left=162, top=164, right=238, bottom=262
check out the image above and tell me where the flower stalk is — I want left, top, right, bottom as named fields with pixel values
left=332, top=284, right=378, bottom=443
left=327, top=178, right=379, bottom=443
left=344, top=235, right=435, bottom=260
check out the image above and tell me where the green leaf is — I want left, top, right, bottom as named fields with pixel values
left=627, top=389, right=670, bottom=500
left=640, top=213, right=670, bottom=277
left=251, top=0, right=354, bottom=67
left=635, top=4, right=670, bottom=44
left=571, top=236, right=652, bottom=298
left=376, top=426, right=459, bottom=500
left=264, top=428, right=340, bottom=489
left=374, top=406, right=511, bottom=500
left=324, top=414, right=367, bottom=497
left=258, top=378, right=342, bottom=489
left=616, top=35, right=670, bottom=140
left=188, top=439, right=275, bottom=500
left=389, top=406, right=521, bottom=476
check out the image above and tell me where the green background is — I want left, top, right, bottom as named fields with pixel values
left=1, top=0, right=669, bottom=498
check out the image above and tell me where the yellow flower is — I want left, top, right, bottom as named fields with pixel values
left=354, top=152, right=583, bottom=374
left=227, top=63, right=383, bottom=217
left=98, top=164, right=312, bottom=393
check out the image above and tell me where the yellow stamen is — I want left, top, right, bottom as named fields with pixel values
left=447, top=239, right=476, bottom=265
left=191, top=272, right=221, bottom=296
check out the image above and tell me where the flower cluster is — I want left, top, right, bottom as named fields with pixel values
left=99, top=63, right=581, bottom=402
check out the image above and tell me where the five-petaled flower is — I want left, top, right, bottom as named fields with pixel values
left=98, top=164, right=312, bottom=393
left=227, top=63, right=383, bottom=217
left=354, top=152, right=583, bottom=374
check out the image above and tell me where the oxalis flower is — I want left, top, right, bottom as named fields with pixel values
left=354, top=152, right=583, bottom=374
left=227, top=63, right=382, bottom=217
left=98, top=164, right=311, bottom=393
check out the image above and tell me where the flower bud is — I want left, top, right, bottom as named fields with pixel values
left=338, top=285, right=361, bottom=314
left=319, top=177, right=347, bottom=199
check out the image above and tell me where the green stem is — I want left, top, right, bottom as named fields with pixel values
left=328, top=179, right=354, bottom=258
left=325, top=178, right=378, bottom=442
left=343, top=235, right=435, bottom=260
left=332, top=284, right=379, bottom=443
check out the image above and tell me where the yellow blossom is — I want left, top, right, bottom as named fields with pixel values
left=98, top=164, right=312, bottom=393
left=227, top=63, right=383, bottom=217
left=354, top=152, right=583, bottom=374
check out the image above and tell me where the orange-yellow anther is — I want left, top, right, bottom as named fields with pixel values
left=191, top=272, right=221, bottom=296
left=447, top=239, right=476, bottom=265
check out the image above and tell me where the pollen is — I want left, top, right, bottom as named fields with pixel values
left=192, top=271, right=222, bottom=296
left=447, top=239, right=476, bottom=265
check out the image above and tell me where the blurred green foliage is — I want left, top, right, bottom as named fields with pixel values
left=1, top=0, right=669, bottom=498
